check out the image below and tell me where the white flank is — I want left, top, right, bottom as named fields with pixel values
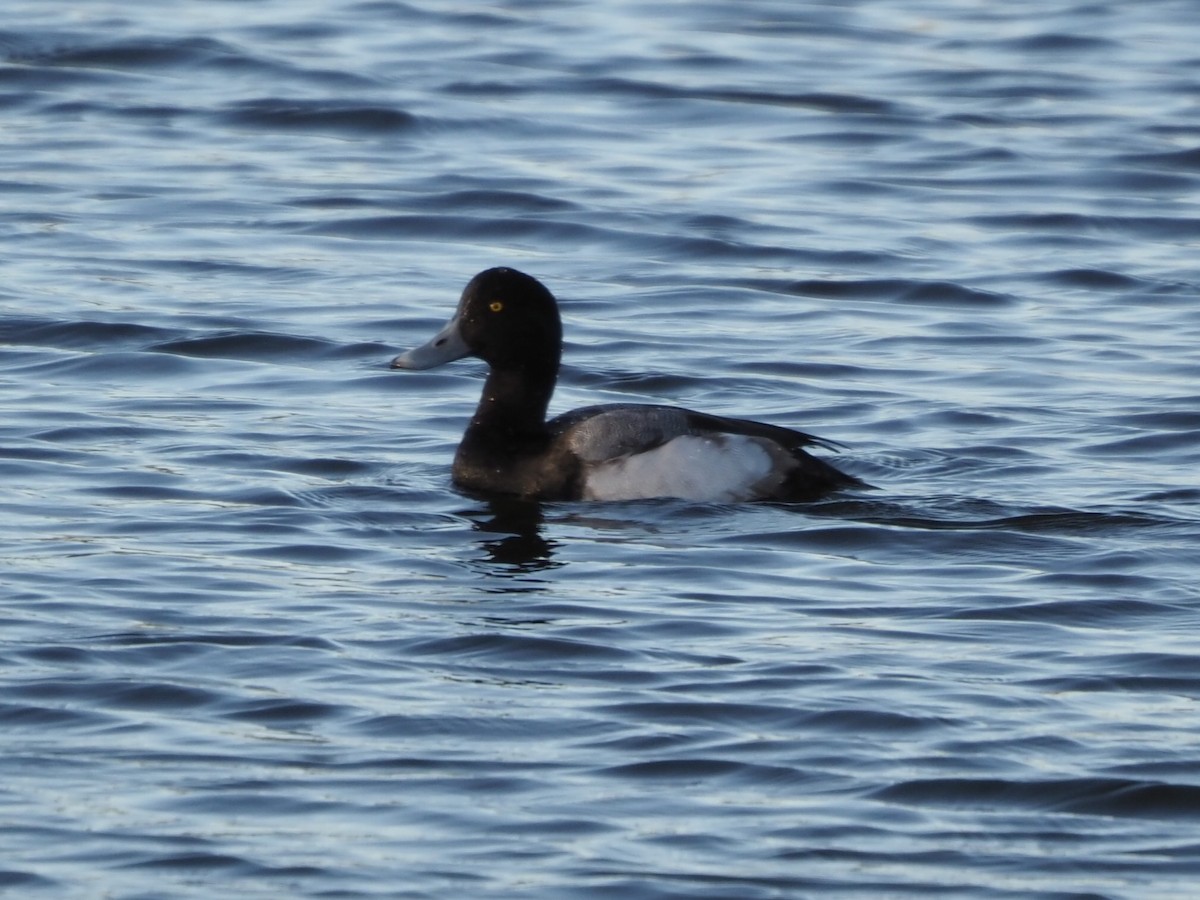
left=582, top=434, right=782, bottom=502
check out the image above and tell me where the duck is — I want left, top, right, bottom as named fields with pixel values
left=390, top=267, right=863, bottom=502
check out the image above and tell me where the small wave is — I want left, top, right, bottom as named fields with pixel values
left=968, top=212, right=1200, bottom=240
left=875, top=776, right=1200, bottom=821
left=575, top=76, right=900, bottom=116
left=0, top=316, right=174, bottom=349
left=1109, top=410, right=1200, bottom=431
left=414, top=189, right=580, bottom=215
left=0, top=700, right=114, bottom=731
left=118, top=852, right=264, bottom=873
left=29, top=36, right=236, bottom=71
left=601, top=700, right=810, bottom=730
left=35, top=350, right=204, bottom=379
left=99, top=631, right=339, bottom=651
left=2, top=30, right=365, bottom=89
left=150, top=331, right=336, bottom=361
left=1119, top=147, right=1200, bottom=172
left=598, top=758, right=811, bottom=785
left=1035, top=267, right=1146, bottom=291
left=1086, top=431, right=1200, bottom=458
left=222, top=697, right=350, bottom=726
left=947, top=596, right=1181, bottom=627
left=785, top=278, right=1013, bottom=307
left=215, top=98, right=419, bottom=135
left=1000, top=33, right=1119, bottom=54
left=302, top=213, right=603, bottom=243
left=233, top=543, right=372, bottom=564
left=0, top=871, right=56, bottom=890
left=848, top=498, right=1190, bottom=536
left=13, top=677, right=218, bottom=712
left=403, top=632, right=638, bottom=664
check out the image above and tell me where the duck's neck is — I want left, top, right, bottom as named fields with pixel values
left=470, top=360, right=556, bottom=435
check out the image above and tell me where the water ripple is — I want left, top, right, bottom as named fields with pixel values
left=3, top=1, right=1200, bottom=897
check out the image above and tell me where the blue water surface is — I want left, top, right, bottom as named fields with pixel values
left=2, top=1, right=1200, bottom=897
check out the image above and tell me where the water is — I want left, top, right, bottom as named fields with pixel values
left=3, top=1, right=1199, bottom=897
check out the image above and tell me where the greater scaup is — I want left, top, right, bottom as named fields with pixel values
left=390, top=267, right=863, bottom=502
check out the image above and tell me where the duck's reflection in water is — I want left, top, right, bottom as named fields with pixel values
left=463, top=496, right=562, bottom=577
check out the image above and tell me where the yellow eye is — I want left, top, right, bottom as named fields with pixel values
left=489, top=301, right=504, bottom=313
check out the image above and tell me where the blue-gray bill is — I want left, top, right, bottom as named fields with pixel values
left=390, top=313, right=471, bottom=370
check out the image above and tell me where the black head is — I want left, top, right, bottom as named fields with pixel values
left=391, top=267, right=562, bottom=372
left=454, top=268, right=562, bottom=369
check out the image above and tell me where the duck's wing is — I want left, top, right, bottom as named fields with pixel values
left=677, top=409, right=847, bottom=454
left=550, top=403, right=843, bottom=460
left=549, top=404, right=694, bottom=462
